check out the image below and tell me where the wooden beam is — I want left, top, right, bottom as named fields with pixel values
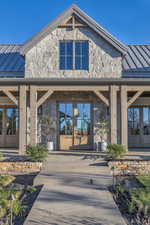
left=19, top=85, right=27, bottom=155
left=30, top=86, right=37, bottom=146
left=37, top=90, right=53, bottom=108
left=127, top=90, right=143, bottom=108
left=110, top=86, right=117, bottom=144
left=94, top=90, right=109, bottom=106
left=59, top=16, right=72, bottom=26
left=127, top=86, right=150, bottom=91
left=72, top=14, right=75, bottom=29
left=36, top=85, right=111, bottom=91
left=121, top=86, right=128, bottom=150
left=3, top=90, right=18, bottom=106
left=0, top=86, right=19, bottom=91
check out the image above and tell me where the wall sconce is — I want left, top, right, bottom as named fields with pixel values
left=74, top=108, right=78, bottom=116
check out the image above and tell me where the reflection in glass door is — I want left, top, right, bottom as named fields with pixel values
left=58, top=103, right=92, bottom=150
left=73, top=103, right=91, bottom=149
left=0, top=108, right=19, bottom=148
left=128, top=107, right=150, bottom=147
left=59, top=103, right=73, bottom=150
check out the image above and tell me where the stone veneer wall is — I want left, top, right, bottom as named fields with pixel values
left=108, top=160, right=150, bottom=175
left=0, top=162, right=42, bottom=174
left=25, top=27, right=122, bottom=78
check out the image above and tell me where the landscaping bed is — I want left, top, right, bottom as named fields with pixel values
left=0, top=145, right=49, bottom=225
left=0, top=173, right=42, bottom=225
left=110, top=174, right=150, bottom=225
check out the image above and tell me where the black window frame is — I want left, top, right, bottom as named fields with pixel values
left=59, top=40, right=89, bottom=70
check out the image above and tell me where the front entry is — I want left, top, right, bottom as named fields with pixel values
left=128, top=107, right=150, bottom=147
left=58, top=102, right=92, bottom=150
left=0, top=108, right=19, bottom=148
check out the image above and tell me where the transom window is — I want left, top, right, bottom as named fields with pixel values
left=59, top=41, right=89, bottom=70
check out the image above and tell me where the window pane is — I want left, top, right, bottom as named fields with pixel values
left=67, top=56, right=73, bottom=69
left=75, top=41, right=89, bottom=70
left=60, top=56, right=66, bottom=70
left=143, top=107, right=150, bottom=135
left=67, top=42, right=73, bottom=55
left=82, top=55, right=89, bottom=70
left=75, top=42, right=81, bottom=55
left=128, top=108, right=140, bottom=135
left=59, top=41, right=73, bottom=70
left=6, top=108, right=18, bottom=135
left=75, top=56, right=81, bottom=70
left=60, top=42, right=65, bottom=55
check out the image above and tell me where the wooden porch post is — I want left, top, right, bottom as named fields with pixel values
left=19, top=85, right=27, bottom=154
left=121, top=85, right=128, bottom=149
left=110, top=86, right=117, bottom=144
left=30, top=85, right=37, bottom=146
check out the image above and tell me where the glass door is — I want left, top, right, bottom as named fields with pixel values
left=142, top=107, right=150, bottom=146
left=73, top=103, right=91, bottom=149
left=58, top=103, right=92, bottom=150
left=59, top=103, right=73, bottom=150
left=5, top=108, right=19, bottom=148
left=128, top=107, right=150, bottom=147
left=128, top=107, right=141, bottom=147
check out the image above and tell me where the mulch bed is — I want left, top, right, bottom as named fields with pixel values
left=0, top=172, right=42, bottom=225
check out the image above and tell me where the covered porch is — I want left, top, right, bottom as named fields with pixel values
left=0, top=79, right=149, bottom=155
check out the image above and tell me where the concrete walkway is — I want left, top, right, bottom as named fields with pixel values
left=24, top=153, right=126, bottom=225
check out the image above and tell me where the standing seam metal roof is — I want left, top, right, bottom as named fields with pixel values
left=0, top=44, right=24, bottom=77
left=123, top=45, right=150, bottom=74
left=0, top=44, right=150, bottom=77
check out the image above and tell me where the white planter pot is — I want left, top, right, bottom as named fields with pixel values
left=47, top=141, right=54, bottom=151
left=101, top=141, right=107, bottom=152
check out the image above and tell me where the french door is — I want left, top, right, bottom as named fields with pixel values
left=58, top=103, right=92, bottom=150
left=128, top=107, right=150, bottom=147
left=0, top=108, right=19, bottom=148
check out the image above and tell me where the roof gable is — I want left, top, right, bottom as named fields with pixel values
left=20, top=4, right=127, bottom=55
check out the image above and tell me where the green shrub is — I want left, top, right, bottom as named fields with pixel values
left=27, top=186, right=37, bottom=193
left=136, top=175, right=150, bottom=188
left=0, top=188, right=22, bottom=217
left=0, top=175, right=15, bottom=187
left=128, top=188, right=150, bottom=217
left=107, top=144, right=126, bottom=160
left=26, top=145, right=48, bottom=162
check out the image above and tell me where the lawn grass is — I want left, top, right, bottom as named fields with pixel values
left=136, top=175, right=150, bottom=187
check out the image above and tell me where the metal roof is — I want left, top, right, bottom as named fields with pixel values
left=0, top=43, right=150, bottom=78
left=123, top=45, right=150, bottom=77
left=0, top=44, right=24, bottom=77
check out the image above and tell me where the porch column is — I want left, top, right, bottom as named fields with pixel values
left=30, top=85, right=37, bottom=146
left=110, top=85, right=117, bottom=144
left=120, top=85, right=128, bottom=149
left=19, top=85, right=27, bottom=154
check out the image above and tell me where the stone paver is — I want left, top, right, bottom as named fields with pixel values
left=24, top=153, right=126, bottom=225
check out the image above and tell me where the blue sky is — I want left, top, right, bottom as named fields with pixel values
left=0, top=0, right=150, bottom=45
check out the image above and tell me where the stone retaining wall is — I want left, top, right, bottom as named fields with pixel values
left=108, top=160, right=150, bottom=175
left=0, top=162, right=42, bottom=174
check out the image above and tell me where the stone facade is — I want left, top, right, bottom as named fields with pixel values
left=108, top=160, right=150, bottom=176
left=25, top=27, right=122, bottom=78
left=0, top=162, right=42, bottom=174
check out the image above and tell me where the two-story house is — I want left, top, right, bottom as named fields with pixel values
left=1, top=4, right=150, bottom=154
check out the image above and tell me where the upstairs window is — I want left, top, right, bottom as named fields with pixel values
left=59, top=41, right=89, bottom=70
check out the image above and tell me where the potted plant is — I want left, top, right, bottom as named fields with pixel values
left=95, top=111, right=109, bottom=152
left=39, top=115, right=56, bottom=151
